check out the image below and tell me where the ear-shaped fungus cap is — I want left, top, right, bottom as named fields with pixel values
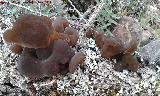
left=3, top=14, right=54, bottom=48
left=52, top=17, right=69, bottom=33
left=123, top=39, right=139, bottom=54
left=10, top=44, right=23, bottom=54
left=42, top=58, right=60, bottom=77
left=114, top=54, right=139, bottom=72
left=42, top=40, right=75, bottom=76
left=69, top=52, right=85, bottom=73
left=50, top=40, right=74, bottom=64
left=95, top=32, right=106, bottom=49
left=101, top=37, right=123, bottom=59
left=3, top=29, right=16, bottom=43
left=112, top=16, right=141, bottom=54
left=35, top=41, right=54, bottom=60
left=17, top=48, right=44, bottom=79
left=64, top=27, right=79, bottom=47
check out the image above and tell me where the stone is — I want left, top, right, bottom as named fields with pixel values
left=140, top=39, right=160, bottom=65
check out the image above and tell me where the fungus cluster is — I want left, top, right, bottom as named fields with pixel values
left=86, top=16, right=141, bottom=72
left=3, top=14, right=85, bottom=79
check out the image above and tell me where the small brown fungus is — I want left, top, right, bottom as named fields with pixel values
left=3, top=29, right=16, bottom=43
left=114, top=54, right=139, bottom=72
left=4, top=14, right=85, bottom=79
left=10, top=44, right=23, bottom=54
left=111, top=16, right=141, bottom=71
left=3, top=14, right=58, bottom=48
left=52, top=17, right=69, bottom=33
left=69, top=52, right=85, bottom=73
left=86, top=16, right=141, bottom=72
left=17, top=48, right=44, bottom=79
left=64, top=27, right=79, bottom=47
left=95, top=32, right=106, bottom=49
left=18, top=40, right=76, bottom=78
left=42, top=58, right=60, bottom=77
left=59, top=33, right=71, bottom=44
left=48, top=40, right=74, bottom=64
left=112, top=16, right=141, bottom=53
left=35, top=41, right=53, bottom=60
left=101, top=37, right=123, bottom=59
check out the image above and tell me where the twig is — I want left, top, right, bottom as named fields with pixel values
left=38, top=79, right=57, bottom=87
left=38, top=3, right=42, bottom=16
left=82, top=5, right=95, bottom=20
left=85, top=0, right=105, bottom=27
left=7, top=2, right=47, bottom=16
left=68, top=0, right=87, bottom=23
left=77, top=0, right=105, bottom=33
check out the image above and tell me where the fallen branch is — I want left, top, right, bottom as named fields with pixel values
left=85, top=0, right=105, bottom=27
left=68, top=0, right=87, bottom=23
left=8, top=2, right=47, bottom=16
